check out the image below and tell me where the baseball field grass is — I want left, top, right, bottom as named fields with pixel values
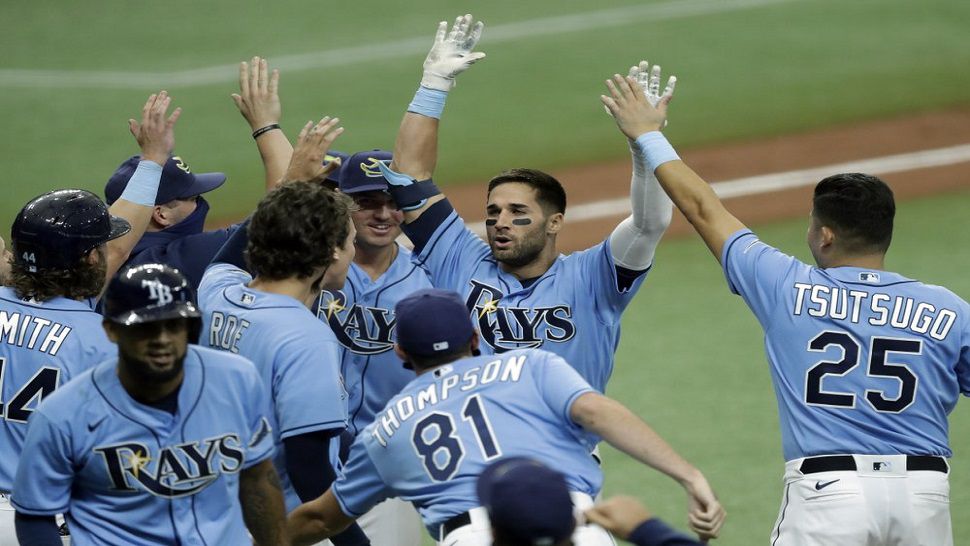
left=2, top=0, right=970, bottom=223
left=3, top=0, right=969, bottom=544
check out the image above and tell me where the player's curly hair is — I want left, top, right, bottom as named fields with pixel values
left=246, top=181, right=355, bottom=281
left=487, top=168, right=567, bottom=216
left=8, top=248, right=106, bottom=302
left=813, top=173, right=894, bottom=253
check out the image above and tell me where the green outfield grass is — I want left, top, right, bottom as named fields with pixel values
left=2, top=0, right=970, bottom=224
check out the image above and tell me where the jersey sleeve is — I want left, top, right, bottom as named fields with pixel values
left=572, top=239, right=649, bottom=322
left=273, top=337, right=348, bottom=439
left=405, top=202, right=491, bottom=291
left=533, top=352, right=596, bottom=423
left=330, top=436, right=393, bottom=518
left=241, top=364, right=276, bottom=469
left=198, top=262, right=251, bottom=303
left=10, top=412, right=73, bottom=515
left=957, top=307, right=970, bottom=396
left=720, top=229, right=800, bottom=322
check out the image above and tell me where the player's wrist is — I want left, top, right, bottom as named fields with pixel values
left=634, top=131, right=680, bottom=172
left=409, top=85, right=449, bottom=119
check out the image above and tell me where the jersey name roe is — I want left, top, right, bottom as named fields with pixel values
left=722, top=230, right=970, bottom=461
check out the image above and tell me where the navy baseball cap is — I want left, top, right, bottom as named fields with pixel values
left=395, top=289, right=474, bottom=357
left=339, top=150, right=393, bottom=194
left=105, top=155, right=226, bottom=206
left=477, top=457, right=575, bottom=545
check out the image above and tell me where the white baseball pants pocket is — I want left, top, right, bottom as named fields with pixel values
left=770, top=455, right=952, bottom=546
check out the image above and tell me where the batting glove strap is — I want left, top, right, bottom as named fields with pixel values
left=377, top=160, right=441, bottom=211
left=408, top=86, right=449, bottom=120
left=635, top=131, right=680, bottom=172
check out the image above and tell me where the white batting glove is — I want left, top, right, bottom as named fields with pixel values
left=421, top=14, right=486, bottom=91
left=629, top=60, right=676, bottom=108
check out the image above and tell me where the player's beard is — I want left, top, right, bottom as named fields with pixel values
left=489, top=224, right=547, bottom=268
left=118, top=346, right=187, bottom=384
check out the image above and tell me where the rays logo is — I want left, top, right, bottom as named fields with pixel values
left=141, top=279, right=173, bottom=306
left=466, top=280, right=576, bottom=352
left=317, top=290, right=395, bottom=355
left=359, top=157, right=386, bottom=178
left=93, top=434, right=244, bottom=498
left=172, top=156, right=191, bottom=174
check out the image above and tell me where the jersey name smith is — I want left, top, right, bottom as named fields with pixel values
left=466, top=281, right=575, bottom=352
left=0, top=311, right=72, bottom=356
left=94, top=433, right=246, bottom=498
left=792, top=282, right=958, bottom=340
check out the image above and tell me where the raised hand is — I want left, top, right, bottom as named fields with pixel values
left=629, top=60, right=676, bottom=108
left=128, top=91, right=181, bottom=165
left=232, top=56, right=281, bottom=131
left=601, top=73, right=670, bottom=140
left=283, top=117, right=344, bottom=183
left=421, top=14, right=486, bottom=91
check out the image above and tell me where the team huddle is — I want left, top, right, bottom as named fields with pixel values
left=1, top=13, right=968, bottom=546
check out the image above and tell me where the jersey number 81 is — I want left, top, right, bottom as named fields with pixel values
left=411, top=394, right=502, bottom=481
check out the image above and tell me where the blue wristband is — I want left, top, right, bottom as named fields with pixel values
left=118, top=160, right=163, bottom=206
left=635, top=131, right=680, bottom=172
left=407, top=86, right=449, bottom=120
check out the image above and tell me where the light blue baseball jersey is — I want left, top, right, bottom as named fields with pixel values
left=11, top=346, right=274, bottom=546
left=0, top=286, right=115, bottom=492
left=722, top=229, right=970, bottom=461
left=406, top=206, right=647, bottom=392
left=331, top=349, right=602, bottom=538
left=314, top=244, right=432, bottom=436
left=198, top=262, right=349, bottom=511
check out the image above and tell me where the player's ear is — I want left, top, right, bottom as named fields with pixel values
left=152, top=204, right=172, bottom=227
left=102, top=320, right=119, bottom=343
left=820, top=225, right=837, bottom=248
left=470, top=330, right=480, bottom=352
left=394, top=344, right=413, bottom=370
left=545, top=212, right=564, bottom=235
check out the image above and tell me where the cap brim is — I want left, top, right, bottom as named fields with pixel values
left=179, top=172, right=226, bottom=198
left=106, top=216, right=132, bottom=241
left=340, top=182, right=389, bottom=194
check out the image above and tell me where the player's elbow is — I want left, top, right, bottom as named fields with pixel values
left=569, top=392, right=610, bottom=431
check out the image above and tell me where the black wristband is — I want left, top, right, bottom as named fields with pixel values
left=251, top=123, right=281, bottom=139
left=387, top=179, right=441, bottom=210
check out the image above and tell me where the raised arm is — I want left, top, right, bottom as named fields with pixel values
left=104, top=91, right=180, bottom=284
left=601, top=72, right=745, bottom=262
left=570, top=392, right=726, bottom=541
left=232, top=56, right=294, bottom=190
left=239, top=458, right=289, bottom=546
left=609, top=61, right=676, bottom=270
left=380, top=14, right=485, bottom=222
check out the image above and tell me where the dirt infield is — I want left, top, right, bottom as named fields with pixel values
left=442, top=108, right=970, bottom=252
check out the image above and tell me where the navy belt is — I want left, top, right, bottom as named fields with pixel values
left=799, top=455, right=947, bottom=474
left=441, top=511, right=472, bottom=538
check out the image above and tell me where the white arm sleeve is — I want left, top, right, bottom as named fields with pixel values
left=609, top=140, right=674, bottom=270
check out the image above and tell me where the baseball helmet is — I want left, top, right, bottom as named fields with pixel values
left=11, top=189, right=130, bottom=272
left=103, top=263, right=201, bottom=327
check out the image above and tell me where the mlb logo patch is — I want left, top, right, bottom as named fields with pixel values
left=433, top=341, right=450, bottom=351
left=859, top=272, right=880, bottom=283
left=240, top=293, right=255, bottom=305
left=873, top=461, right=892, bottom=472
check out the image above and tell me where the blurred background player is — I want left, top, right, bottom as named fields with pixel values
left=313, top=149, right=431, bottom=546
left=103, top=57, right=343, bottom=290
left=600, top=63, right=970, bottom=545
left=285, top=288, right=725, bottom=545
left=478, top=457, right=705, bottom=546
left=198, top=119, right=370, bottom=545
left=377, top=15, right=675, bottom=393
left=0, top=91, right=178, bottom=545
left=11, top=264, right=285, bottom=545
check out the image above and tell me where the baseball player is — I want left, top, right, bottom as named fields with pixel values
left=600, top=67, right=970, bottom=544
left=11, top=264, right=285, bottom=545
left=0, top=91, right=178, bottom=545
left=197, top=118, right=370, bottom=545
left=286, top=289, right=725, bottom=545
left=479, top=458, right=705, bottom=546
left=373, top=15, right=674, bottom=393
left=312, top=149, right=431, bottom=546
